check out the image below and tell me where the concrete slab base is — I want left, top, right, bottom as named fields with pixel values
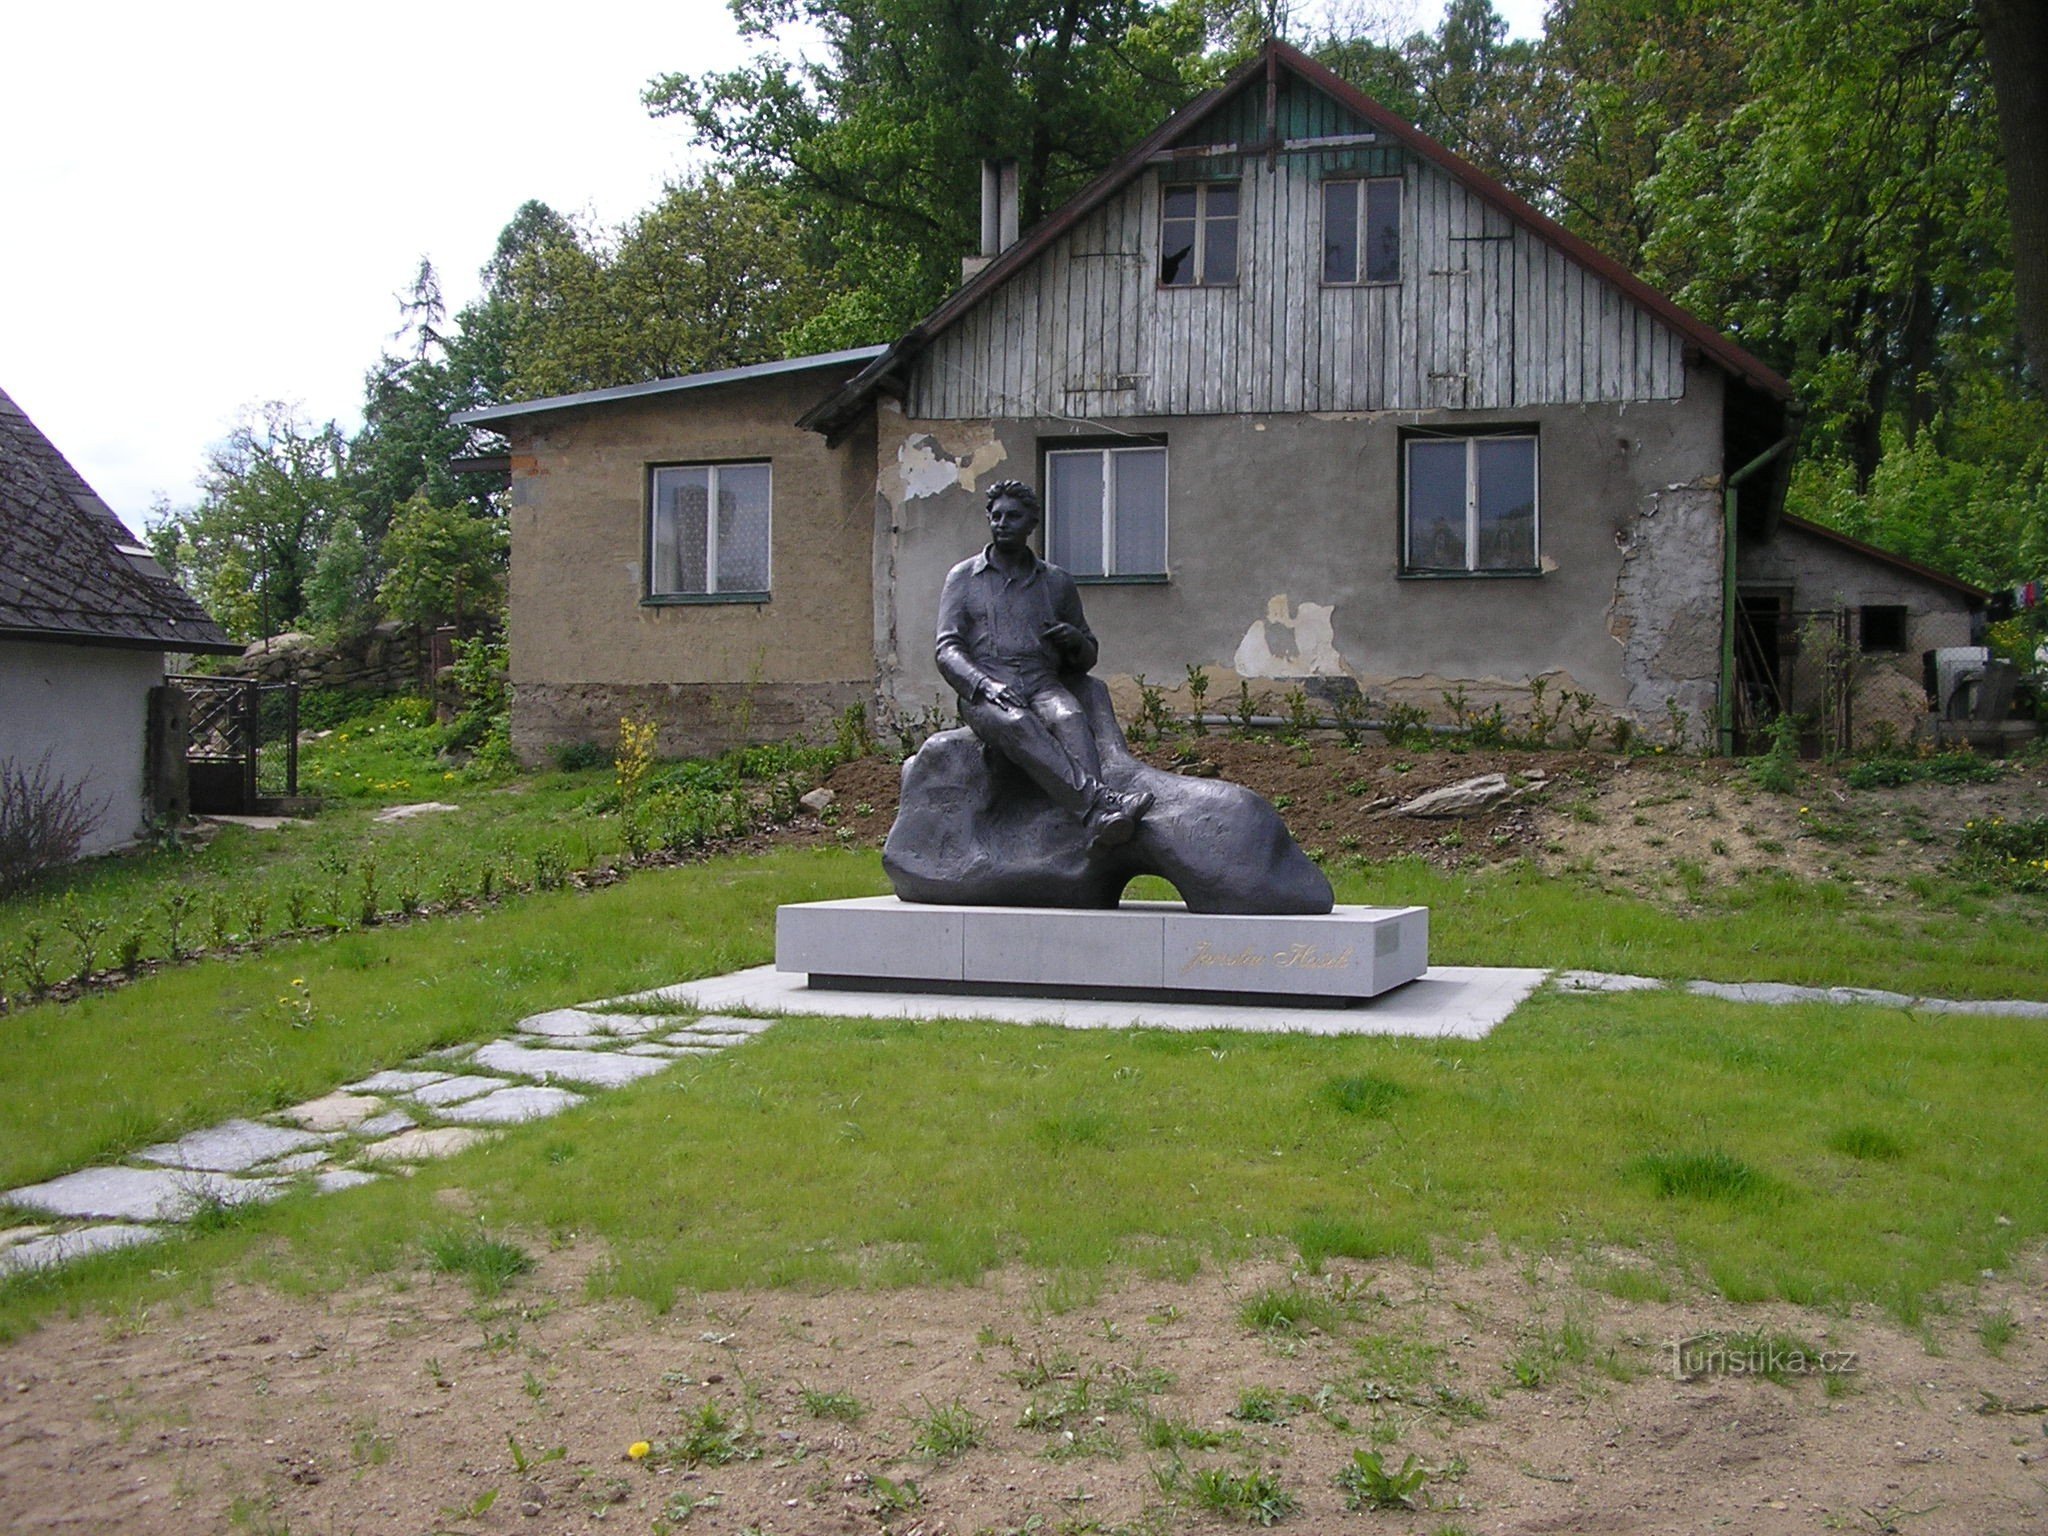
left=777, top=897, right=1429, bottom=1004
left=655, top=963, right=1546, bottom=1039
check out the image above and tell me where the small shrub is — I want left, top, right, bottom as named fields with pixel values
left=1336, top=1449, right=1435, bottom=1511
left=1629, top=1149, right=1776, bottom=1204
left=1229, top=1385, right=1288, bottom=1424
left=1954, top=815, right=2048, bottom=892
left=1184, top=663, right=1212, bottom=734
left=1294, top=1215, right=1423, bottom=1271
left=908, top=1397, right=985, bottom=1460
left=1231, top=681, right=1261, bottom=737
left=1380, top=700, right=1430, bottom=748
left=652, top=1402, right=752, bottom=1467
left=1188, top=1465, right=1297, bottom=1526
left=0, top=754, right=102, bottom=895
left=1827, top=1123, right=1906, bottom=1161
left=1132, top=674, right=1173, bottom=743
left=1239, top=1287, right=1343, bottom=1335
left=422, top=1230, right=534, bottom=1297
left=799, top=1387, right=866, bottom=1422
left=1321, top=1073, right=1408, bottom=1118
left=552, top=739, right=610, bottom=773
left=1747, top=713, right=1801, bottom=793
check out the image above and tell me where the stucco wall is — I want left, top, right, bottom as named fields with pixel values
left=504, top=370, right=877, bottom=761
left=0, top=640, right=161, bottom=857
left=872, top=366, right=1726, bottom=744
left=1739, top=521, right=1977, bottom=743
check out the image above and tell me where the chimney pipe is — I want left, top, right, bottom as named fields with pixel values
left=966, top=158, right=1020, bottom=281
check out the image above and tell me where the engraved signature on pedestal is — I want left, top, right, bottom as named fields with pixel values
left=1180, top=940, right=1355, bottom=974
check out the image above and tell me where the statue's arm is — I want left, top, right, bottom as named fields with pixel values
left=1051, top=574, right=1100, bottom=674
left=934, top=569, right=991, bottom=703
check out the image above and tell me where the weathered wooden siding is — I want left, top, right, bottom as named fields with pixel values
left=907, top=75, right=1686, bottom=420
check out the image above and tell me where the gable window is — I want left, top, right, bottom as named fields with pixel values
left=1046, top=444, right=1168, bottom=580
left=1323, top=177, right=1401, bottom=284
left=1403, top=433, right=1538, bottom=574
left=648, top=462, right=771, bottom=600
left=1859, top=605, right=1908, bottom=653
left=1159, top=182, right=1238, bottom=287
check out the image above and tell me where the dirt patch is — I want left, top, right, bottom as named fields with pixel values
left=2, top=1246, right=2043, bottom=1533
left=797, top=741, right=2048, bottom=905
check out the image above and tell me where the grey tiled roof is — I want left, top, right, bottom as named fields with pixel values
left=0, top=386, right=236, bottom=652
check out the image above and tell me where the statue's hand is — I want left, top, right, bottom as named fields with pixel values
left=982, top=679, right=1029, bottom=712
left=1041, top=621, right=1084, bottom=656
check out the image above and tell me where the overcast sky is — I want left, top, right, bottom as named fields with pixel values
left=1, top=0, right=1544, bottom=533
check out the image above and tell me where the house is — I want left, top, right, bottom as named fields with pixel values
left=0, top=386, right=238, bottom=857
left=459, top=41, right=1981, bottom=761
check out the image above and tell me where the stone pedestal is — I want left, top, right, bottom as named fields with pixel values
left=776, top=897, right=1428, bottom=1007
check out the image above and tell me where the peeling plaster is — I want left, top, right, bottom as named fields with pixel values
left=1606, top=476, right=1723, bottom=740
left=892, top=426, right=1008, bottom=500
left=1233, top=595, right=1344, bottom=678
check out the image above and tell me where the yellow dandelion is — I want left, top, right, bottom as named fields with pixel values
left=628, top=1440, right=651, bottom=1461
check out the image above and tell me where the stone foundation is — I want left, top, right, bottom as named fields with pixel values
left=510, top=679, right=873, bottom=763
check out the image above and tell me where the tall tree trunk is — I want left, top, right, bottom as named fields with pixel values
left=1978, top=0, right=2048, bottom=383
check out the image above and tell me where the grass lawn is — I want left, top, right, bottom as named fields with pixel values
left=3, top=843, right=2045, bottom=1340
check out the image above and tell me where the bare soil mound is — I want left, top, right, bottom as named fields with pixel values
left=3, top=1247, right=2041, bottom=1534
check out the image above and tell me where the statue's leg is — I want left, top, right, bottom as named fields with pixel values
left=959, top=695, right=1100, bottom=817
left=1032, top=689, right=1103, bottom=782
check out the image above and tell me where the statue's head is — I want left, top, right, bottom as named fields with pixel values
left=984, top=480, right=1041, bottom=552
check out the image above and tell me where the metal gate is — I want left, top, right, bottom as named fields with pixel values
left=167, top=675, right=298, bottom=814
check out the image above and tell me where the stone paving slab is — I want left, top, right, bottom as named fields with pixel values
left=437, top=1085, right=586, bottom=1125
left=358, top=1128, right=493, bottom=1164
left=471, top=1041, right=671, bottom=1088
left=514, top=1008, right=621, bottom=1038
left=257, top=1151, right=331, bottom=1175
left=658, top=964, right=1544, bottom=1039
left=510, top=1032, right=616, bottom=1050
left=278, top=1092, right=387, bottom=1132
left=315, top=1169, right=379, bottom=1194
left=0, top=1223, right=163, bottom=1276
left=1555, top=970, right=1666, bottom=993
left=347, top=1069, right=452, bottom=1094
left=661, top=1028, right=758, bottom=1046
left=6, top=1167, right=286, bottom=1223
left=352, top=1111, right=417, bottom=1139
left=406, top=1075, right=506, bottom=1108
left=135, top=1118, right=331, bottom=1172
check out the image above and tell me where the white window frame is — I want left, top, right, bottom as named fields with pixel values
left=1321, top=175, right=1403, bottom=286
left=647, top=461, right=773, bottom=601
left=1044, top=444, right=1170, bottom=580
left=1158, top=181, right=1240, bottom=288
left=1401, top=433, right=1540, bottom=574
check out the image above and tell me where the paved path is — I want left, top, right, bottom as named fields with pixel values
left=5, top=967, right=2044, bottom=1278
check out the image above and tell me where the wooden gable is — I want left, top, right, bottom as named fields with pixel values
left=905, top=61, right=1692, bottom=422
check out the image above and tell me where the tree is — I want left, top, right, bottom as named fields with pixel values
left=376, top=495, right=506, bottom=630
left=645, top=0, right=1221, bottom=337
left=1640, top=0, right=2011, bottom=485
left=1976, top=0, right=2048, bottom=384
left=303, top=515, right=378, bottom=640
left=348, top=260, right=510, bottom=546
left=152, top=402, right=354, bottom=639
left=1528, top=0, right=1749, bottom=266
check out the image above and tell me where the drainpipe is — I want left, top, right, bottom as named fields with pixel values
left=1720, top=428, right=1801, bottom=756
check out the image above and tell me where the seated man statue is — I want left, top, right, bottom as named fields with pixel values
left=935, top=481, right=1154, bottom=847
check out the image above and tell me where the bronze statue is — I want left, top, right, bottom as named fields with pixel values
left=935, top=482, right=1153, bottom=847
left=883, top=481, right=1333, bottom=915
